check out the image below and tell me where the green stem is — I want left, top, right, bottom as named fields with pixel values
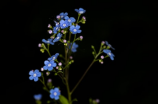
left=39, top=73, right=50, bottom=93
left=70, top=59, right=95, bottom=95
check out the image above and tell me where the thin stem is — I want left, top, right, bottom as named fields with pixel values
left=39, top=74, right=50, bottom=93
left=70, top=59, right=95, bottom=95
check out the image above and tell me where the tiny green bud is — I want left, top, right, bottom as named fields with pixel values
left=47, top=100, right=51, bottom=103
left=59, top=67, right=62, bottom=70
left=99, top=59, right=102, bottom=62
left=71, top=60, right=74, bottom=63
left=91, top=45, right=94, bottom=49
left=54, top=73, right=57, bottom=76
left=69, top=62, right=72, bottom=64
left=92, top=52, right=95, bottom=54
left=64, top=43, right=67, bottom=46
left=103, top=46, right=106, bottom=49
left=82, top=21, right=85, bottom=24
left=40, top=49, right=44, bottom=53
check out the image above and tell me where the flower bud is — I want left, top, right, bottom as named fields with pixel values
left=91, top=45, right=94, bottom=49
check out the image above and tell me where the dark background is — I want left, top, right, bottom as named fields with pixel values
left=3, top=0, right=158, bottom=104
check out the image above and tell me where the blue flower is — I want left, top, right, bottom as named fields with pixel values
left=53, top=33, right=62, bottom=43
left=69, top=25, right=82, bottom=34
left=42, top=38, right=54, bottom=45
left=64, top=16, right=76, bottom=26
left=43, top=60, right=57, bottom=71
left=60, top=20, right=69, bottom=29
left=59, top=12, right=68, bottom=19
left=48, top=53, right=59, bottom=61
left=69, top=42, right=78, bottom=52
left=34, top=94, right=42, bottom=100
left=105, top=41, right=115, bottom=50
left=29, top=69, right=41, bottom=82
left=75, top=8, right=86, bottom=14
left=50, top=87, right=61, bottom=100
left=53, top=25, right=60, bottom=34
left=103, top=49, right=115, bottom=60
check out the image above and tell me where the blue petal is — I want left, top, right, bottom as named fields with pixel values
left=29, top=76, right=34, bottom=80
left=42, top=39, right=47, bottom=43
left=48, top=67, right=53, bottom=71
left=50, top=89, right=54, bottom=93
left=29, top=70, right=33, bottom=75
left=43, top=66, right=47, bottom=70
left=76, top=25, right=80, bottom=29
left=37, top=72, right=41, bottom=77
left=64, top=16, right=69, bottom=19
left=44, top=61, right=49, bottom=65
left=55, top=96, right=59, bottom=100
left=34, top=69, right=39, bottom=73
left=34, top=77, right=38, bottom=82
left=77, top=30, right=81, bottom=33
left=54, top=88, right=59, bottom=91
left=50, top=94, right=54, bottom=99
left=75, top=9, right=78, bottom=12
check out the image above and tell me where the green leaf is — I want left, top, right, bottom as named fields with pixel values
left=59, top=95, right=69, bottom=104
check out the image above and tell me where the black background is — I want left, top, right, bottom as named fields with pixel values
left=2, top=0, right=158, bottom=104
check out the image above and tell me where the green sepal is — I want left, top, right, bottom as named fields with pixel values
left=59, top=95, right=69, bottom=104
left=40, top=49, right=45, bottom=53
left=43, top=86, right=47, bottom=91
left=47, top=100, right=51, bottom=104
left=54, top=73, right=57, bottom=76
left=91, top=45, right=94, bottom=49
left=35, top=100, right=42, bottom=104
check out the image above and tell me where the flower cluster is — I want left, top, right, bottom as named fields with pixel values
left=29, top=7, right=115, bottom=104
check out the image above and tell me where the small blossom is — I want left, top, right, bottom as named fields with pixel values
left=41, top=67, right=44, bottom=71
left=48, top=24, right=52, bottom=28
left=43, top=60, right=57, bottom=71
left=58, top=62, right=62, bottom=66
left=75, top=8, right=86, bottom=14
left=53, top=25, right=60, bottom=34
left=48, top=53, right=59, bottom=61
left=29, top=69, right=41, bottom=82
left=42, top=38, right=54, bottom=45
left=47, top=79, right=52, bottom=83
left=59, top=12, right=68, bottom=19
left=101, top=41, right=105, bottom=44
left=103, top=49, right=115, bottom=60
left=48, top=30, right=53, bottom=34
left=56, top=15, right=60, bottom=19
left=53, top=33, right=62, bottom=43
left=61, top=30, right=64, bottom=33
left=70, top=56, right=73, bottom=59
left=64, top=16, right=76, bottom=26
left=82, top=16, right=86, bottom=21
left=63, top=39, right=66, bottom=43
left=60, top=20, right=69, bottom=29
left=95, top=99, right=100, bottom=103
left=70, top=25, right=82, bottom=34
left=68, top=42, right=78, bottom=52
left=101, top=55, right=104, bottom=59
left=46, top=72, right=50, bottom=76
left=50, top=87, right=61, bottom=100
left=100, top=61, right=103, bottom=64
left=105, top=41, right=115, bottom=50
left=80, top=36, right=83, bottom=39
left=56, top=66, right=58, bottom=69
left=38, top=43, right=41, bottom=47
left=34, top=94, right=42, bottom=100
